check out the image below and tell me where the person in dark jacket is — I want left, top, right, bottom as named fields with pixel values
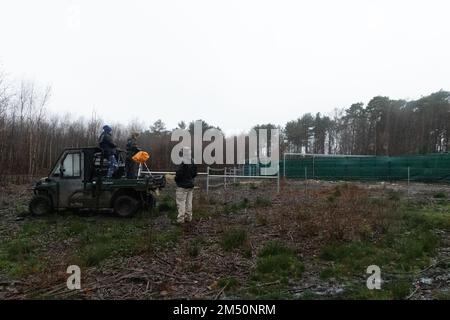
left=98, top=125, right=118, bottom=178
left=175, top=147, right=197, bottom=223
left=125, top=132, right=141, bottom=179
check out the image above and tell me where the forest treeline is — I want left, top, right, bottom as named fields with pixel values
left=1, top=70, right=449, bottom=175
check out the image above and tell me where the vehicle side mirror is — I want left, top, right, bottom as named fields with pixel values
left=60, top=166, right=65, bottom=177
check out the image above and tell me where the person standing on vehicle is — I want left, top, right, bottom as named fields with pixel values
left=175, top=147, right=197, bottom=224
left=125, top=132, right=141, bottom=179
left=99, top=125, right=118, bottom=178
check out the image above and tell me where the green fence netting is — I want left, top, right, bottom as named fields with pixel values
left=282, top=154, right=450, bottom=182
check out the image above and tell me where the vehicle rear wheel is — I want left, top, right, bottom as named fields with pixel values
left=113, top=195, right=139, bottom=217
left=29, top=195, right=53, bottom=216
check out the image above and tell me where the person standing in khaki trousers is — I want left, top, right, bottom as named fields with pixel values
left=175, top=187, right=194, bottom=223
left=174, top=149, right=197, bottom=224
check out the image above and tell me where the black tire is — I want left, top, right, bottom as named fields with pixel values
left=29, top=195, right=53, bottom=216
left=113, top=195, right=139, bottom=217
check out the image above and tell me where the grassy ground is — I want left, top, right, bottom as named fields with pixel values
left=0, top=181, right=449, bottom=299
left=316, top=198, right=450, bottom=299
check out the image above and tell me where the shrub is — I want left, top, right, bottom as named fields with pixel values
left=220, top=229, right=248, bottom=251
left=254, top=197, right=272, bottom=207
left=252, top=241, right=303, bottom=282
left=433, top=192, right=447, bottom=199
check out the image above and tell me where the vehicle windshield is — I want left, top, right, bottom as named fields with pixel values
left=51, top=164, right=61, bottom=175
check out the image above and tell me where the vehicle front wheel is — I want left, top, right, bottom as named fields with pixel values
left=29, top=195, right=53, bottom=216
left=113, top=195, right=139, bottom=217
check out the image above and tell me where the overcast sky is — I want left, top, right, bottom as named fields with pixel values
left=1, top=0, right=449, bottom=134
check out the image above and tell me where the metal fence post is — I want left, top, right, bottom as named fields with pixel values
left=206, top=166, right=210, bottom=195
left=312, top=155, right=315, bottom=180
left=277, top=163, right=280, bottom=193
left=305, top=166, right=308, bottom=197
left=224, top=167, right=227, bottom=190
left=407, top=166, right=410, bottom=199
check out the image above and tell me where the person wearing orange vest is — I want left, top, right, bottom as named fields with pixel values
left=125, top=132, right=141, bottom=179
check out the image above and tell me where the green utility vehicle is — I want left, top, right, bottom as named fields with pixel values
left=29, top=147, right=165, bottom=217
